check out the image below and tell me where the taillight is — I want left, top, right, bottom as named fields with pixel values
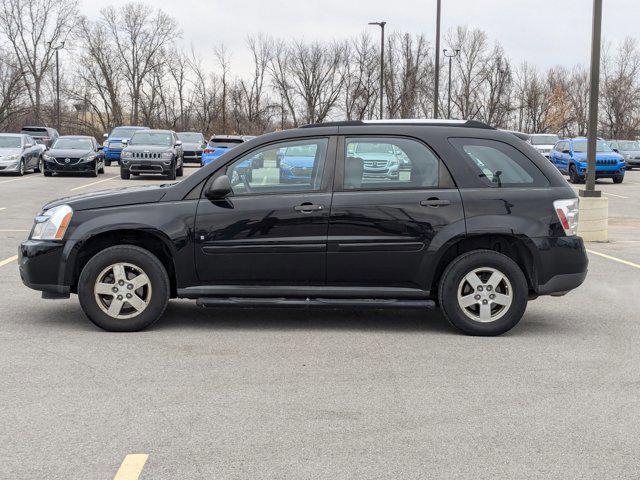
left=204, top=148, right=215, bottom=154
left=554, top=198, right=579, bottom=236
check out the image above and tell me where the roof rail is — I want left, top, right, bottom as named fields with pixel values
left=300, top=119, right=494, bottom=129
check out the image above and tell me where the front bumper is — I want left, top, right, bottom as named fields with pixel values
left=0, top=160, right=21, bottom=172
left=19, top=239, right=71, bottom=297
left=44, top=158, right=96, bottom=173
left=121, top=158, right=173, bottom=174
left=532, top=236, right=588, bottom=295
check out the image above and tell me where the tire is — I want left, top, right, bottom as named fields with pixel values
left=105, top=159, right=111, bottom=167
left=44, top=171, right=52, bottom=177
left=99, top=163, right=105, bottom=174
left=176, top=162, right=184, bottom=177
left=34, top=157, right=43, bottom=173
left=89, top=163, right=98, bottom=177
left=569, top=164, right=583, bottom=184
left=78, top=245, right=170, bottom=332
left=167, top=163, right=176, bottom=180
left=438, top=249, right=529, bottom=336
left=17, top=159, right=25, bottom=176
left=120, top=168, right=130, bottom=180
left=613, top=172, right=624, bottom=184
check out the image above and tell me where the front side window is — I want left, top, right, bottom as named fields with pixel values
left=226, top=138, right=328, bottom=195
left=450, top=138, right=549, bottom=188
left=343, top=137, right=440, bottom=190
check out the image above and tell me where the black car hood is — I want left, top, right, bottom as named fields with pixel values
left=43, top=184, right=168, bottom=212
left=47, top=148, right=94, bottom=158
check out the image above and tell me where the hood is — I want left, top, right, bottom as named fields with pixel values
left=574, top=152, right=623, bottom=161
left=0, top=147, right=22, bottom=157
left=47, top=148, right=94, bottom=158
left=124, top=145, right=172, bottom=153
left=43, top=184, right=168, bottom=212
left=181, top=142, right=203, bottom=150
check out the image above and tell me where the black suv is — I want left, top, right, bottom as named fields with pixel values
left=119, top=129, right=184, bottom=180
left=19, top=120, right=588, bottom=336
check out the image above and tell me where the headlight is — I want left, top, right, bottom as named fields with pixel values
left=161, top=151, right=173, bottom=159
left=2, top=153, right=20, bottom=161
left=82, top=154, right=96, bottom=161
left=31, top=205, right=73, bottom=240
left=121, top=151, right=132, bottom=159
left=43, top=154, right=55, bottom=161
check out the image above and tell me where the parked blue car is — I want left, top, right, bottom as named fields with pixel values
left=278, top=144, right=319, bottom=183
left=549, top=138, right=626, bottom=184
left=201, top=135, right=251, bottom=166
left=102, top=126, right=149, bottom=165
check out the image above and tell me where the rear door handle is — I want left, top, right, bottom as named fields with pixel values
left=294, top=203, right=324, bottom=213
left=420, top=198, right=451, bottom=207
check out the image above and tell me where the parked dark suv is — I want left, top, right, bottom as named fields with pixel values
left=119, top=129, right=184, bottom=180
left=19, top=120, right=588, bottom=336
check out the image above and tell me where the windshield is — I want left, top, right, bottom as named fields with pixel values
left=178, top=133, right=204, bottom=143
left=617, top=140, right=640, bottom=151
left=531, top=135, right=559, bottom=145
left=53, top=138, right=93, bottom=150
left=355, top=143, right=394, bottom=154
left=572, top=140, right=613, bottom=153
left=130, top=132, right=172, bottom=146
left=0, top=136, right=22, bottom=148
left=111, top=127, right=144, bottom=139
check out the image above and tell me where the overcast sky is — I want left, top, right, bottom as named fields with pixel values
left=80, top=0, right=640, bottom=76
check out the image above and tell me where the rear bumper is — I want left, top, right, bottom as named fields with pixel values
left=531, top=236, right=588, bottom=295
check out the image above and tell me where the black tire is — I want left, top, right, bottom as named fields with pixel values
left=34, top=157, right=43, bottom=173
left=438, top=249, right=528, bottom=336
left=568, top=164, right=583, bottom=184
left=17, top=159, right=25, bottom=176
left=78, top=245, right=170, bottom=332
left=89, top=163, right=98, bottom=177
left=176, top=162, right=184, bottom=177
left=98, top=163, right=105, bottom=174
left=105, top=159, right=111, bottom=167
left=613, top=172, right=624, bottom=184
left=120, top=168, right=130, bottom=180
left=44, top=171, right=52, bottom=177
left=167, top=163, right=176, bottom=180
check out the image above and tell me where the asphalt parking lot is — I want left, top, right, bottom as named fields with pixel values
left=1, top=166, right=640, bottom=479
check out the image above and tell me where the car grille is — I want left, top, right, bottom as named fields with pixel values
left=54, top=157, right=81, bottom=165
left=364, top=160, right=388, bottom=168
left=108, top=142, right=122, bottom=149
left=132, top=152, right=162, bottom=159
left=596, top=159, right=617, bottom=166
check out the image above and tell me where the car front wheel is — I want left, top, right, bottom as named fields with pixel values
left=78, top=245, right=170, bottom=331
left=613, top=172, right=624, bottom=184
left=438, top=249, right=528, bottom=336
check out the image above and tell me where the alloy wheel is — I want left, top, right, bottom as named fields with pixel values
left=457, top=267, right=513, bottom=323
left=94, top=262, right=152, bottom=319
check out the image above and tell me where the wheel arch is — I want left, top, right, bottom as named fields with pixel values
left=68, top=228, right=177, bottom=297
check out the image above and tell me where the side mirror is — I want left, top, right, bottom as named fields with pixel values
left=25, top=143, right=33, bottom=148
left=97, top=145, right=104, bottom=151
left=121, top=139, right=129, bottom=146
left=103, top=133, right=108, bottom=138
left=613, top=148, right=619, bottom=153
left=205, top=175, right=232, bottom=199
left=175, top=140, right=182, bottom=147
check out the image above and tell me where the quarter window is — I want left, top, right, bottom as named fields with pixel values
left=226, top=138, right=328, bottom=195
left=343, top=137, right=444, bottom=190
left=450, top=138, right=549, bottom=188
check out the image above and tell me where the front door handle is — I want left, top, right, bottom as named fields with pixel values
left=294, top=203, right=324, bottom=213
left=420, top=198, right=451, bottom=207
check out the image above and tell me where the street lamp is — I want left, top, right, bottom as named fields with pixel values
left=433, top=0, right=442, bottom=118
left=368, top=21, right=386, bottom=119
left=443, top=48, right=459, bottom=119
left=48, top=41, right=65, bottom=132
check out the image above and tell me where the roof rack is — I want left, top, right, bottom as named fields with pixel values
left=300, top=119, right=495, bottom=129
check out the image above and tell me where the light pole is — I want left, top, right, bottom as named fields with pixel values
left=49, top=41, right=65, bottom=132
left=443, top=48, right=459, bottom=119
left=433, top=0, right=442, bottom=118
left=368, top=21, right=386, bottom=119
left=581, top=0, right=602, bottom=198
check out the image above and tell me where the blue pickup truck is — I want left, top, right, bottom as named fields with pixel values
left=549, top=138, right=626, bottom=184
left=102, top=126, right=149, bottom=166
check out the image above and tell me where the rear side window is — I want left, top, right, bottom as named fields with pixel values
left=343, top=137, right=451, bottom=190
left=450, top=138, right=549, bottom=188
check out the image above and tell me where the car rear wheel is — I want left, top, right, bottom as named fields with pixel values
left=34, top=157, right=43, bottom=173
left=105, top=159, right=111, bottom=167
left=438, top=249, right=528, bottom=336
left=78, top=245, right=170, bottom=331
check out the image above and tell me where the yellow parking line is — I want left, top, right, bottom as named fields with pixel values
left=587, top=249, right=640, bottom=269
left=0, top=207, right=6, bottom=211
left=113, top=454, right=149, bottom=480
left=0, top=254, right=18, bottom=267
left=70, top=175, right=117, bottom=191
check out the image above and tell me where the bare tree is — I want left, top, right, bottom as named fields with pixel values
left=0, top=0, right=79, bottom=123
left=0, top=50, right=27, bottom=128
left=342, top=32, right=378, bottom=120
left=101, top=2, right=179, bottom=125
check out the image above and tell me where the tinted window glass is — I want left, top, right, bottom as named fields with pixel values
left=0, top=136, right=22, bottom=148
left=344, top=137, right=440, bottom=190
left=53, top=138, right=94, bottom=150
left=450, top=138, right=549, bottom=188
left=227, top=138, right=328, bottom=195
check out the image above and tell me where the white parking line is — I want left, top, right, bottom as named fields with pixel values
left=0, top=229, right=29, bottom=232
left=70, top=175, right=117, bottom=191
left=0, top=176, right=32, bottom=185
left=0, top=255, right=18, bottom=267
left=587, top=249, right=640, bottom=269
left=602, top=192, right=629, bottom=199
left=0, top=207, right=6, bottom=211
left=113, top=454, right=148, bottom=480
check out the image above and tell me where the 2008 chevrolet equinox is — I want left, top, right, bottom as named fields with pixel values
left=19, top=120, right=588, bottom=335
